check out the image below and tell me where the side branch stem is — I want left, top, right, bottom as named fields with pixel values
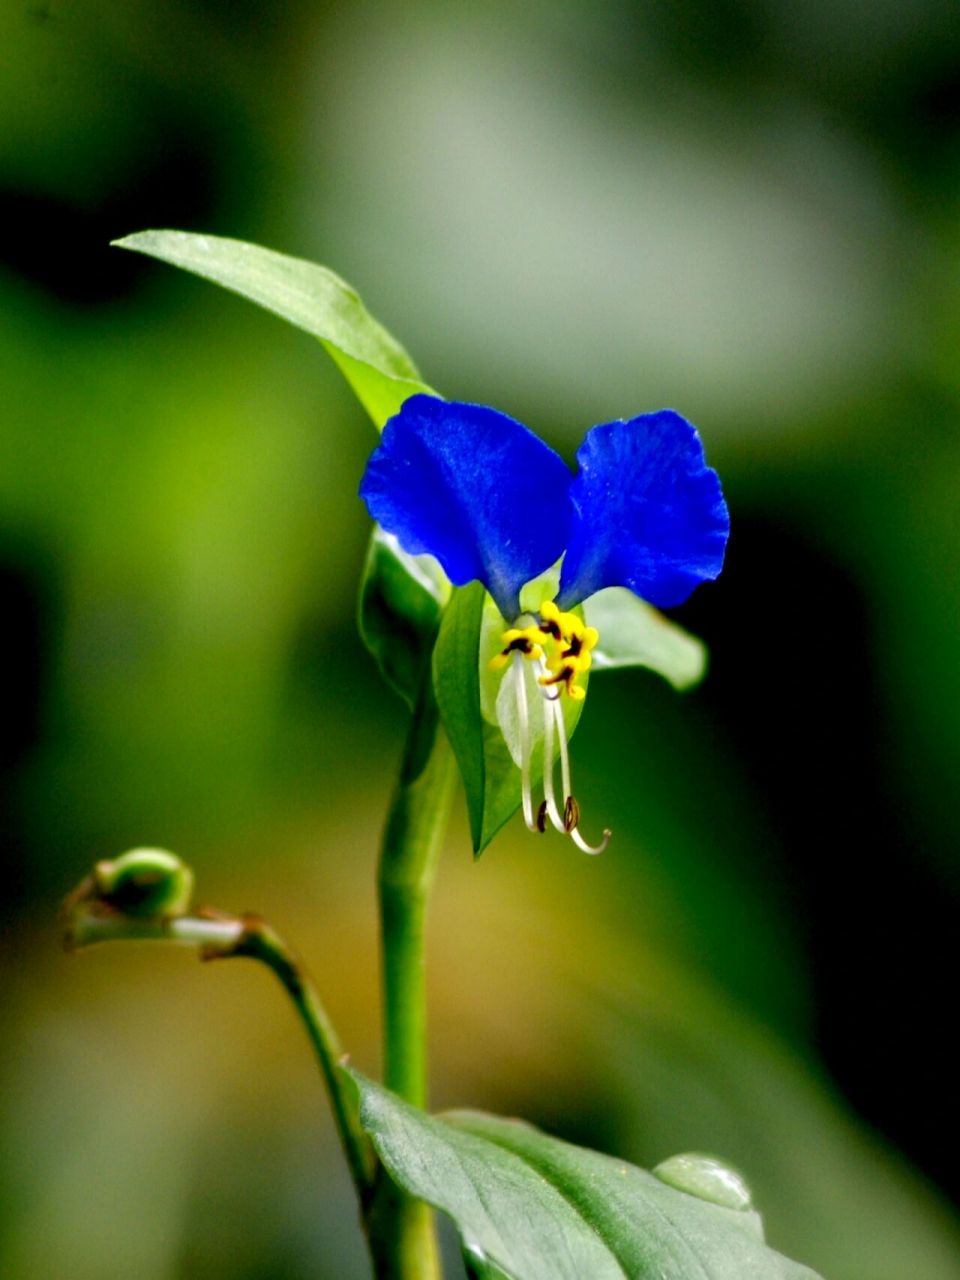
left=228, top=916, right=377, bottom=1197
left=66, top=907, right=376, bottom=1201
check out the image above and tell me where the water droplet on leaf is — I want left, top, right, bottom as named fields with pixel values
left=653, top=1153, right=753, bottom=1211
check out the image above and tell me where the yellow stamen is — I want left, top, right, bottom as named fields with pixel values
left=496, top=599, right=601, bottom=701
left=559, top=611, right=585, bottom=638
left=493, top=601, right=600, bottom=701
left=538, top=664, right=588, bottom=699
left=488, top=623, right=545, bottom=672
left=534, top=604, right=599, bottom=698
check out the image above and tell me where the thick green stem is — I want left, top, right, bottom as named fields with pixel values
left=380, top=699, right=456, bottom=1106
left=367, top=683, right=456, bottom=1278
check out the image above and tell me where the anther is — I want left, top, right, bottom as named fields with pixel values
left=536, top=800, right=548, bottom=833
left=539, top=664, right=584, bottom=699
left=490, top=625, right=545, bottom=673
left=563, top=795, right=580, bottom=833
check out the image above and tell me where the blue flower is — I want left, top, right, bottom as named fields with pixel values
left=360, top=394, right=729, bottom=852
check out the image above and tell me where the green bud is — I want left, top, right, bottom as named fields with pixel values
left=93, top=848, right=194, bottom=918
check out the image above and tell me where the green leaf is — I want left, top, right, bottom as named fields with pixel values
left=358, top=528, right=449, bottom=706
left=463, top=1247, right=514, bottom=1280
left=351, top=1073, right=823, bottom=1280
left=113, top=230, right=449, bottom=696
left=113, top=230, right=436, bottom=428
left=357, top=533, right=449, bottom=708
left=585, top=587, right=708, bottom=690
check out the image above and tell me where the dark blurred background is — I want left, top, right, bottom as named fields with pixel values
left=2, top=2, right=960, bottom=1277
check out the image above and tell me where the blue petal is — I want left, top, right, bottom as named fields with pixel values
left=557, top=411, right=729, bottom=609
left=360, top=395, right=572, bottom=619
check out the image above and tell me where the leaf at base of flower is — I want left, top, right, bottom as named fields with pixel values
left=358, top=527, right=449, bottom=707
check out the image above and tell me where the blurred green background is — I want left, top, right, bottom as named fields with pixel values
left=2, top=2, right=960, bottom=1277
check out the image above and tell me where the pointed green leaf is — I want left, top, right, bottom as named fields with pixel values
left=351, top=1073, right=822, bottom=1280
left=113, top=230, right=448, bottom=694
left=585, top=587, right=708, bottom=690
left=113, top=230, right=436, bottom=427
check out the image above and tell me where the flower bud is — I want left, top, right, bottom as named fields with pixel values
left=93, top=848, right=194, bottom=918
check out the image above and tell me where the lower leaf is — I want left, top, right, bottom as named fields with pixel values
left=349, top=1072, right=823, bottom=1280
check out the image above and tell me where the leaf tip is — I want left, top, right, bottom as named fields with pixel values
left=677, top=645, right=709, bottom=692
left=110, top=230, right=151, bottom=252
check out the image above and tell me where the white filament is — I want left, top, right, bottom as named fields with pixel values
left=538, top=662, right=567, bottom=833
left=509, top=651, right=611, bottom=854
left=513, top=653, right=539, bottom=831
left=551, top=696, right=573, bottom=806
left=547, top=665, right=611, bottom=855
left=569, top=819, right=612, bottom=856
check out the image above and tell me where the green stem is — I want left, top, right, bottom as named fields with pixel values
left=64, top=671, right=459, bottom=1280
left=230, top=917, right=377, bottom=1197
left=66, top=905, right=376, bottom=1201
left=367, top=681, right=456, bottom=1278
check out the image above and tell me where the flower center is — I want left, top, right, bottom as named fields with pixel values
left=489, top=600, right=609, bottom=855
left=489, top=600, right=599, bottom=699
left=535, top=600, right=599, bottom=702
